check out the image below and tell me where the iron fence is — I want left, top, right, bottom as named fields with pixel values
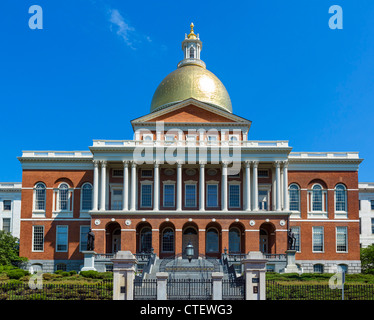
left=133, top=279, right=157, bottom=300
left=222, top=278, right=245, bottom=300
left=267, top=281, right=374, bottom=300
left=0, top=280, right=113, bottom=300
left=167, top=279, right=212, bottom=300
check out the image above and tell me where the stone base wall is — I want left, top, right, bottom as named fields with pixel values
left=296, top=260, right=361, bottom=274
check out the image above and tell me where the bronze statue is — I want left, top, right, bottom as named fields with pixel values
left=87, top=229, right=95, bottom=251
left=287, top=229, right=296, bottom=250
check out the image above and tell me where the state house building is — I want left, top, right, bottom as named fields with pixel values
left=19, top=24, right=363, bottom=274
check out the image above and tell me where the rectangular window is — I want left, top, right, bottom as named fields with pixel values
left=185, top=184, right=196, bottom=207
left=112, top=169, right=123, bottom=177
left=141, top=184, right=152, bottom=207
left=258, top=170, right=269, bottom=178
left=291, top=226, right=300, bottom=252
left=165, top=135, right=175, bottom=142
left=80, top=226, right=90, bottom=252
left=371, top=218, right=374, bottom=234
left=56, top=225, right=68, bottom=252
left=336, top=227, right=348, bottom=252
left=141, top=169, right=153, bottom=178
left=371, top=200, right=374, bottom=210
left=258, top=190, right=268, bottom=210
left=33, top=226, right=44, bottom=252
left=2, top=218, right=11, bottom=233
left=164, top=184, right=175, bottom=207
left=312, top=226, right=324, bottom=252
left=3, top=200, right=11, bottom=211
left=207, top=184, right=218, bottom=207
left=208, top=135, right=217, bottom=141
left=229, top=184, right=240, bottom=208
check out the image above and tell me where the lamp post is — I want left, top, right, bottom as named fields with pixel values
left=186, top=241, right=194, bottom=263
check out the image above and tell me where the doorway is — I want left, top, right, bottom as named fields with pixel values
left=112, top=228, right=121, bottom=253
left=182, top=227, right=199, bottom=259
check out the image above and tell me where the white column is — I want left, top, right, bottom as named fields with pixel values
left=100, top=161, right=107, bottom=211
left=283, top=161, right=289, bottom=211
left=245, top=161, right=251, bottom=211
left=93, top=160, right=99, bottom=211
left=106, top=165, right=110, bottom=210
left=122, top=161, right=129, bottom=211
left=153, top=161, right=160, bottom=211
left=199, top=161, right=205, bottom=211
left=252, top=161, right=259, bottom=211
left=221, top=162, right=228, bottom=211
left=176, top=161, right=182, bottom=211
left=130, top=162, right=137, bottom=211
left=275, top=161, right=281, bottom=211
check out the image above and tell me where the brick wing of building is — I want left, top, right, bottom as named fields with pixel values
left=18, top=24, right=363, bottom=274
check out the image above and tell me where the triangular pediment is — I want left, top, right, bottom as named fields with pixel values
left=131, top=98, right=251, bottom=125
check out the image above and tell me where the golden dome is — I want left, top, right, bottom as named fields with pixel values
left=150, top=64, right=233, bottom=113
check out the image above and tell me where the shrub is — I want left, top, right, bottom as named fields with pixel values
left=79, top=270, right=113, bottom=280
left=79, top=270, right=100, bottom=279
left=6, top=269, right=29, bottom=280
left=69, top=270, right=77, bottom=276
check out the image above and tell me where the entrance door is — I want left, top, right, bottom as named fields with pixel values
left=182, top=227, right=198, bottom=259
left=112, top=229, right=121, bottom=253
left=259, top=229, right=268, bottom=253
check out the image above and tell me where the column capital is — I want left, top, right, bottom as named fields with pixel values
left=222, top=161, right=229, bottom=168
left=199, top=160, right=207, bottom=167
left=153, top=160, right=161, bottom=168
left=93, top=160, right=100, bottom=167
left=122, top=160, right=129, bottom=167
left=100, top=160, right=107, bottom=168
left=131, top=161, right=137, bottom=168
left=273, top=161, right=281, bottom=168
left=282, top=160, right=289, bottom=168
left=252, top=161, right=259, bottom=168
left=244, top=160, right=251, bottom=168
left=176, top=160, right=184, bottom=168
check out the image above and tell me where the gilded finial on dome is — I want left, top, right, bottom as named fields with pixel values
left=188, top=22, right=197, bottom=39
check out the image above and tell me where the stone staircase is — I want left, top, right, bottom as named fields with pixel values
left=145, top=256, right=230, bottom=280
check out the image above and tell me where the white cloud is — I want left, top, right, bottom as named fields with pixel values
left=109, top=9, right=136, bottom=49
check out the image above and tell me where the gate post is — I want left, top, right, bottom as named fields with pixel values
left=241, top=251, right=268, bottom=300
left=212, top=272, right=224, bottom=300
left=156, top=272, right=168, bottom=300
left=111, top=251, right=137, bottom=300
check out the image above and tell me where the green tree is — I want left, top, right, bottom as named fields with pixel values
left=360, top=244, right=374, bottom=274
left=0, top=230, right=27, bottom=266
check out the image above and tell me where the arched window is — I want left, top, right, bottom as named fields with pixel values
left=229, top=228, right=241, bottom=253
left=140, top=227, right=152, bottom=253
left=337, top=264, right=348, bottom=273
left=81, top=183, right=93, bottom=211
left=335, top=184, right=347, bottom=212
left=312, top=184, right=323, bottom=211
left=289, top=184, right=300, bottom=211
left=58, top=183, right=69, bottom=211
left=34, top=183, right=46, bottom=211
left=189, top=46, right=195, bottom=58
left=162, top=228, right=174, bottom=253
left=206, top=228, right=219, bottom=253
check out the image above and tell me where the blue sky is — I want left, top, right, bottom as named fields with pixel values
left=1, top=0, right=374, bottom=182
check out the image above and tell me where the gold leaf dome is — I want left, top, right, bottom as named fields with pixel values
left=150, top=23, right=232, bottom=114
left=150, top=64, right=232, bottom=113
